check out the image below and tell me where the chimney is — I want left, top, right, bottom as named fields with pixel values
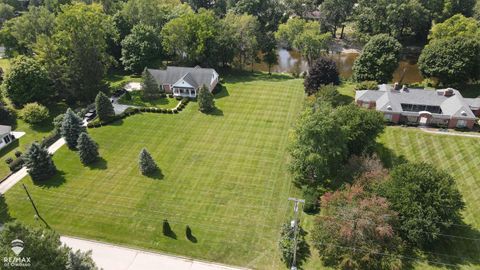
left=444, top=88, right=454, bottom=97
left=401, top=85, right=408, bottom=92
left=393, top=82, right=400, bottom=90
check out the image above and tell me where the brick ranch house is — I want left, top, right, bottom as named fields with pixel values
left=355, top=84, right=480, bottom=129
left=147, top=66, right=219, bottom=98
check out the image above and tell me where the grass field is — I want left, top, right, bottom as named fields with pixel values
left=118, top=91, right=178, bottom=109
left=2, top=73, right=305, bottom=269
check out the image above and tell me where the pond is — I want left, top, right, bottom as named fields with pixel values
left=253, top=49, right=424, bottom=84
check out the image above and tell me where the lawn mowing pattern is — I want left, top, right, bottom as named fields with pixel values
left=3, top=73, right=304, bottom=269
left=378, top=127, right=480, bottom=269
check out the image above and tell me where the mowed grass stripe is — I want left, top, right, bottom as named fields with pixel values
left=4, top=73, right=304, bottom=269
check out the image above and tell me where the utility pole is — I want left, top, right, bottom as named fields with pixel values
left=22, top=184, right=50, bottom=228
left=288, top=197, right=305, bottom=270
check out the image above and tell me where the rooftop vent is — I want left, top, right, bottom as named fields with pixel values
left=393, top=82, right=401, bottom=90
left=387, top=105, right=392, bottom=111
left=401, top=85, right=409, bottom=92
left=461, top=111, right=467, bottom=116
left=444, top=88, right=454, bottom=97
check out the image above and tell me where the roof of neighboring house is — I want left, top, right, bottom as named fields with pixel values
left=0, top=125, right=11, bottom=135
left=147, top=66, right=218, bottom=89
left=355, top=84, right=479, bottom=119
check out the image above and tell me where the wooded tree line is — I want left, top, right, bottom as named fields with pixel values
left=285, top=86, right=466, bottom=269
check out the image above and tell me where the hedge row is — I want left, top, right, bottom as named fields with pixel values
left=87, top=98, right=190, bottom=129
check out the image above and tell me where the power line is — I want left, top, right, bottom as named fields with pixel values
left=288, top=197, right=305, bottom=270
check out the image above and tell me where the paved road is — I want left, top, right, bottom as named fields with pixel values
left=0, top=138, right=66, bottom=194
left=62, top=236, right=248, bottom=270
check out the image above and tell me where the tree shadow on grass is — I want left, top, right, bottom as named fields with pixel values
left=145, top=168, right=164, bottom=180
left=163, top=219, right=177, bottom=239
left=337, top=94, right=354, bottom=105
left=206, top=107, right=224, bottom=116
left=33, top=170, right=66, bottom=188
left=109, top=119, right=124, bottom=126
left=87, top=157, right=108, bottom=170
left=375, top=142, right=408, bottom=169
left=214, top=85, right=229, bottom=99
left=422, top=223, right=480, bottom=268
left=185, top=226, right=197, bottom=243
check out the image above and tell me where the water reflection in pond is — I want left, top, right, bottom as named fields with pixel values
left=253, top=49, right=424, bottom=84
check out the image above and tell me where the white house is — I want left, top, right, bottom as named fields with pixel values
left=0, top=125, right=14, bottom=150
left=147, top=66, right=219, bottom=98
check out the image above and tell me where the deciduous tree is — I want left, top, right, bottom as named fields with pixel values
left=304, top=57, right=340, bottom=95
left=21, top=103, right=50, bottom=125
left=289, top=104, right=347, bottom=189
left=77, top=132, right=99, bottom=165
left=377, top=162, right=465, bottom=247
left=418, top=37, right=480, bottom=85
left=428, top=14, right=480, bottom=41
left=334, top=104, right=385, bottom=156
left=121, top=23, right=162, bottom=73
left=352, top=34, right=402, bottom=83
left=319, top=0, right=355, bottom=38
left=278, top=222, right=309, bottom=268
left=312, top=185, right=403, bottom=269
left=24, top=142, right=57, bottom=181
left=4, top=56, right=52, bottom=106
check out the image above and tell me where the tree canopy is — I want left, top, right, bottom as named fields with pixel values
left=304, top=57, right=340, bottom=95
left=61, top=108, right=84, bottom=149
left=121, top=23, right=162, bottom=73
left=198, top=85, right=215, bottom=113
left=312, top=184, right=403, bottom=269
left=429, top=14, right=480, bottom=41
left=352, top=34, right=402, bottom=83
left=4, top=55, right=53, bottom=106
left=24, top=142, right=57, bottom=181
left=377, top=162, right=465, bottom=247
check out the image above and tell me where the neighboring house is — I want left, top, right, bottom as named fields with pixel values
left=147, top=66, right=219, bottom=98
left=0, top=125, right=14, bottom=150
left=355, top=84, right=480, bottom=129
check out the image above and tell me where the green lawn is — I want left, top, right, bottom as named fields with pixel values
left=2, top=73, right=305, bottom=269
left=104, top=69, right=142, bottom=90
left=118, top=91, right=178, bottom=109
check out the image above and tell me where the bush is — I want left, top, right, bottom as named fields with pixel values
left=5, top=157, right=13, bottom=165
left=355, top=81, right=379, bottom=90
left=123, top=91, right=132, bottom=100
left=20, top=103, right=50, bottom=124
left=14, top=151, right=22, bottom=158
left=302, top=186, right=321, bottom=214
left=8, top=157, right=24, bottom=172
left=40, top=131, right=61, bottom=148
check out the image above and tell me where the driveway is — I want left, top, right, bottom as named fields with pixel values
left=61, top=236, right=248, bottom=270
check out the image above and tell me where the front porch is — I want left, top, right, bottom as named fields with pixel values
left=173, top=87, right=196, bottom=98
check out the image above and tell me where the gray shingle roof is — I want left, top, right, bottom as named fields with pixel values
left=147, top=66, right=217, bottom=89
left=355, top=84, right=479, bottom=119
left=0, top=125, right=11, bottom=135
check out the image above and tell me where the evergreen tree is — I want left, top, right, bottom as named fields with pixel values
left=138, top=148, right=158, bottom=175
left=141, top=68, right=160, bottom=100
left=95, top=92, right=115, bottom=122
left=24, top=142, right=57, bottom=181
left=198, top=85, right=215, bottom=113
left=61, top=108, right=84, bottom=149
left=77, top=132, right=99, bottom=165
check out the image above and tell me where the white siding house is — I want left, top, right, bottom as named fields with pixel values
left=0, top=125, right=14, bottom=150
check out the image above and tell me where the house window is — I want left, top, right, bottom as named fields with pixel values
left=457, top=120, right=467, bottom=128
left=3, top=135, right=11, bottom=144
left=362, top=102, right=370, bottom=108
left=384, top=114, right=393, bottom=121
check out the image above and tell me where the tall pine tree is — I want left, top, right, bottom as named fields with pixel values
left=77, top=132, right=99, bottom=165
left=141, top=68, right=160, bottom=100
left=138, top=148, right=158, bottom=175
left=24, top=143, right=57, bottom=181
left=198, top=85, right=215, bottom=113
left=95, top=92, right=115, bottom=122
left=61, top=108, right=84, bottom=149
